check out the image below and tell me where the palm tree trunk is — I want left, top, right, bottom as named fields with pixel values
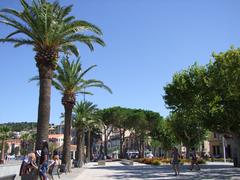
left=62, top=103, right=73, bottom=171
left=76, top=128, right=84, bottom=167
left=90, top=134, right=93, bottom=161
left=36, top=66, right=53, bottom=150
left=87, top=129, right=91, bottom=163
left=75, top=129, right=80, bottom=167
left=80, top=129, right=84, bottom=167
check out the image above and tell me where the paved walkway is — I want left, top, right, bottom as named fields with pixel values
left=57, top=161, right=240, bottom=180
left=1, top=160, right=240, bottom=179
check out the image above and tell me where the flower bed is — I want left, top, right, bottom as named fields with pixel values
left=135, top=158, right=206, bottom=165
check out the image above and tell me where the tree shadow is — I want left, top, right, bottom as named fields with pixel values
left=89, top=163, right=240, bottom=180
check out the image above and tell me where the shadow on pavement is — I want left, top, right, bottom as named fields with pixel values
left=89, top=164, right=240, bottom=180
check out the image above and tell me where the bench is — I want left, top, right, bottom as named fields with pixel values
left=97, top=160, right=106, bottom=166
left=121, top=159, right=134, bottom=165
left=0, top=174, right=16, bottom=180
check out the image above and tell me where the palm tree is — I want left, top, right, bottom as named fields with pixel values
left=0, top=0, right=105, bottom=149
left=52, top=57, right=111, bottom=170
left=0, top=126, right=10, bottom=164
left=73, top=101, right=101, bottom=166
left=20, top=133, right=31, bottom=156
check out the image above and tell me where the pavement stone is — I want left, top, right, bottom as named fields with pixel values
left=1, top=160, right=240, bottom=180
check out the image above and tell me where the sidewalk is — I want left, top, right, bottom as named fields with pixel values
left=53, top=166, right=85, bottom=180
left=1, top=160, right=240, bottom=179
left=55, top=161, right=240, bottom=180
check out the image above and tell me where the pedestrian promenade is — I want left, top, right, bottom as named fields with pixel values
left=57, top=161, right=240, bottom=180
left=1, top=160, right=240, bottom=179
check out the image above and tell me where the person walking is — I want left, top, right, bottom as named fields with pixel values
left=171, top=147, right=180, bottom=176
left=189, top=148, right=200, bottom=171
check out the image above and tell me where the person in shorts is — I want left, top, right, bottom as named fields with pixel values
left=171, top=147, right=180, bottom=176
left=189, top=148, right=200, bottom=171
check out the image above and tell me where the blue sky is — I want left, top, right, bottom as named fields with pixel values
left=0, top=0, right=240, bottom=124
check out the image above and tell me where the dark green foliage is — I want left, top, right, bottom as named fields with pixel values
left=0, top=0, right=105, bottom=58
left=0, top=122, right=37, bottom=132
left=0, top=143, right=9, bottom=153
left=151, top=119, right=176, bottom=151
left=164, top=64, right=207, bottom=150
left=202, top=48, right=240, bottom=133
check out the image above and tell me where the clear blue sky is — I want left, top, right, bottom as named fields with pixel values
left=0, top=0, right=240, bottom=124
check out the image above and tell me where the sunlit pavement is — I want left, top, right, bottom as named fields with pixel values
left=1, top=160, right=240, bottom=179
left=58, top=161, right=240, bottom=180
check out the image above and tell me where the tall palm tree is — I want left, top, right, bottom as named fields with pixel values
left=52, top=57, right=111, bottom=170
left=0, top=0, right=105, bottom=149
left=0, top=126, right=10, bottom=164
left=73, top=101, right=101, bottom=166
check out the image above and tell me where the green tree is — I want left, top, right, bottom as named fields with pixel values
left=20, top=133, right=31, bottom=155
left=99, top=107, right=135, bottom=158
left=73, top=101, right=99, bottom=167
left=149, top=116, right=176, bottom=157
left=0, top=0, right=105, bottom=149
left=159, top=120, right=176, bottom=155
left=150, top=139, right=160, bottom=157
left=202, top=48, right=240, bottom=167
left=128, top=109, right=147, bottom=158
left=99, top=108, right=115, bottom=156
left=164, top=64, right=207, bottom=157
left=53, top=57, right=111, bottom=169
left=168, top=112, right=206, bottom=158
left=0, top=126, right=10, bottom=164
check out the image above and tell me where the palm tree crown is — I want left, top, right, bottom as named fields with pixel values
left=53, top=57, right=112, bottom=105
left=0, top=0, right=105, bottom=67
left=73, top=101, right=100, bottom=128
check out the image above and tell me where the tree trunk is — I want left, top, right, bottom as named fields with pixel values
left=185, top=145, right=190, bottom=159
left=1, top=140, right=5, bottom=164
left=76, top=129, right=84, bottom=168
left=62, top=103, right=73, bottom=171
left=104, top=129, right=108, bottom=156
left=153, top=147, right=156, bottom=157
left=75, top=129, right=80, bottom=167
left=119, top=130, right=123, bottom=158
left=119, top=129, right=126, bottom=158
left=90, top=134, right=93, bottom=161
left=232, top=133, right=240, bottom=167
left=36, top=66, right=53, bottom=150
left=87, top=129, right=91, bottom=163
left=140, top=134, right=145, bottom=158
left=81, top=129, right=85, bottom=166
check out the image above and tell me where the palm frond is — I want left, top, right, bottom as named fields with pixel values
left=0, top=0, right=104, bottom=56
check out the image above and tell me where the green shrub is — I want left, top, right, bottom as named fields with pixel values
left=212, top=158, right=232, bottom=162
left=160, top=158, right=171, bottom=164
left=143, top=158, right=152, bottom=164
left=180, top=159, right=191, bottom=164
left=197, top=158, right=206, bottom=164
left=152, top=159, right=161, bottom=165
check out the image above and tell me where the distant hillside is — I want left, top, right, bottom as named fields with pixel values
left=0, top=122, right=37, bottom=132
